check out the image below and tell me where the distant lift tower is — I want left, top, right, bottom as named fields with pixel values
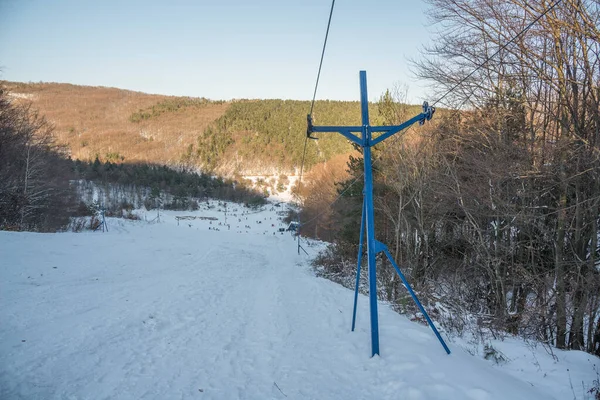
left=307, top=71, right=451, bottom=357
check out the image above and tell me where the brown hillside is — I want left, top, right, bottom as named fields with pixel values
left=2, top=81, right=229, bottom=165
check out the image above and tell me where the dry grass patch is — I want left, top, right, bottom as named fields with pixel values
left=2, top=81, right=229, bottom=166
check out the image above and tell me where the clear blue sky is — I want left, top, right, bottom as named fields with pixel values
left=0, top=0, right=433, bottom=103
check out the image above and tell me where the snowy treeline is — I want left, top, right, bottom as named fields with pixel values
left=74, top=180, right=152, bottom=211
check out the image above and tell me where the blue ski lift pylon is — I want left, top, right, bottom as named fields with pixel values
left=287, top=221, right=300, bottom=232
left=307, top=71, right=450, bottom=357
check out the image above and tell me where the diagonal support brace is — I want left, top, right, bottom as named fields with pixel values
left=377, top=243, right=451, bottom=355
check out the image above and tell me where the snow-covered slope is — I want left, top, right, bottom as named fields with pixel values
left=1, top=203, right=598, bottom=399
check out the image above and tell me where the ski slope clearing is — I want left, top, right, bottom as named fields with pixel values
left=1, top=203, right=598, bottom=399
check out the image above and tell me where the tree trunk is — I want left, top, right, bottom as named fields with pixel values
left=555, top=166, right=568, bottom=349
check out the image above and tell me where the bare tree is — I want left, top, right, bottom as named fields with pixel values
left=410, top=0, right=600, bottom=350
left=0, top=87, right=76, bottom=231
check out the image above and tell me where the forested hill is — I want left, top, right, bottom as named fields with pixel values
left=2, top=81, right=423, bottom=175
left=182, top=99, right=421, bottom=174
left=184, top=99, right=361, bottom=174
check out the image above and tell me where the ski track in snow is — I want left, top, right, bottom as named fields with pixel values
left=1, top=206, right=598, bottom=400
